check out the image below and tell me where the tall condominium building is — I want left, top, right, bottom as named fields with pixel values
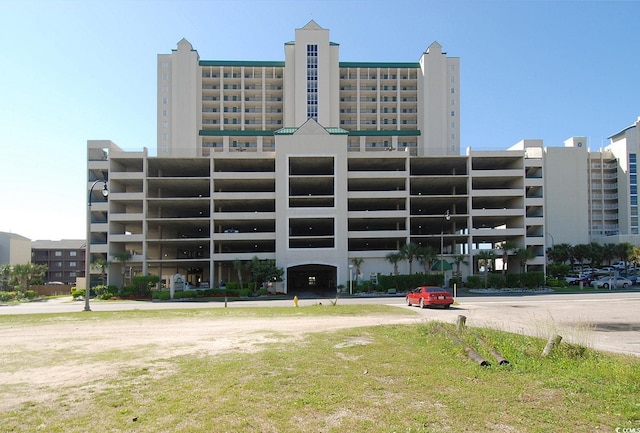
left=157, top=20, right=459, bottom=158
left=87, top=21, right=636, bottom=293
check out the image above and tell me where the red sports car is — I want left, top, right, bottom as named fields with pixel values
left=406, top=286, right=454, bottom=309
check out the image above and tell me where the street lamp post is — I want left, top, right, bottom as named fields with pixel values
left=349, top=264, right=353, bottom=295
left=85, top=180, right=108, bottom=312
left=441, top=210, right=451, bottom=286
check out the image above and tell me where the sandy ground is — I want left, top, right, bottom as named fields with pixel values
left=0, top=313, right=422, bottom=412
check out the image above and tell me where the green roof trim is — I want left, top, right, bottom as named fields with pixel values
left=199, top=129, right=419, bottom=137
left=199, top=60, right=285, bottom=67
left=348, top=130, right=421, bottom=136
left=274, top=126, right=350, bottom=135
left=339, top=62, right=420, bottom=69
left=199, top=130, right=275, bottom=136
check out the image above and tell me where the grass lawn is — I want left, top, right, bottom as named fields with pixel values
left=1, top=305, right=639, bottom=432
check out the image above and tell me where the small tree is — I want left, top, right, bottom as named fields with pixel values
left=452, top=254, right=468, bottom=279
left=400, top=242, right=420, bottom=275
left=385, top=252, right=402, bottom=276
left=417, top=246, right=437, bottom=274
left=11, top=263, right=47, bottom=292
left=499, top=240, right=518, bottom=277
left=111, top=252, right=132, bottom=293
left=233, top=259, right=245, bottom=290
left=94, top=258, right=110, bottom=286
left=352, top=257, right=364, bottom=282
left=245, top=257, right=284, bottom=294
left=476, top=250, right=496, bottom=288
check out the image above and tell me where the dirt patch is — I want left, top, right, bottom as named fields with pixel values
left=0, top=314, right=420, bottom=411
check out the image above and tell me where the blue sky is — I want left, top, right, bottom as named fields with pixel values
left=1, top=0, right=639, bottom=241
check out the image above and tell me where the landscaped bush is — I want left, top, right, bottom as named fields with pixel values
left=377, top=274, right=443, bottom=292
left=465, top=275, right=482, bottom=289
left=238, top=288, right=251, bottom=297
left=225, top=282, right=239, bottom=291
left=487, top=273, right=505, bottom=289
left=505, top=274, right=520, bottom=288
left=520, top=271, right=545, bottom=289
left=23, top=290, right=37, bottom=300
left=152, top=290, right=171, bottom=300
left=0, top=291, right=16, bottom=302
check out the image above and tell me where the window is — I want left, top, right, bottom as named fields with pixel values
left=450, top=76, right=455, bottom=83
left=162, top=109, right=168, bottom=116
left=631, top=185, right=637, bottom=195
left=162, top=121, right=168, bottom=128
left=306, top=44, right=318, bottom=120
left=451, top=111, right=455, bottom=117
left=162, top=132, right=168, bottom=140
left=54, top=251, right=62, bottom=257
left=450, top=88, right=455, bottom=94
left=162, top=97, right=168, bottom=104
left=450, top=99, right=455, bottom=105
left=70, top=251, right=77, bottom=257
left=630, top=154, right=637, bottom=164
left=69, top=262, right=77, bottom=267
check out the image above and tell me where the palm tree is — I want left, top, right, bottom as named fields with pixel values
left=111, top=252, right=132, bottom=293
left=94, top=258, right=111, bottom=286
left=452, top=254, right=468, bottom=279
left=515, top=247, right=536, bottom=274
left=417, top=246, right=436, bottom=274
left=476, top=249, right=496, bottom=288
left=546, top=243, right=572, bottom=265
left=352, top=257, right=364, bottom=282
left=616, top=242, right=634, bottom=271
left=233, top=259, right=244, bottom=290
left=588, top=242, right=604, bottom=269
left=499, top=240, right=518, bottom=277
left=572, top=244, right=590, bottom=272
left=400, top=242, right=420, bottom=275
left=602, top=243, right=618, bottom=267
left=385, top=252, right=403, bottom=276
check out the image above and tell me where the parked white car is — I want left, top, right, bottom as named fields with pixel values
left=595, top=277, right=632, bottom=289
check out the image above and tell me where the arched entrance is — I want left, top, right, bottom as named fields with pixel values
left=287, top=264, right=337, bottom=296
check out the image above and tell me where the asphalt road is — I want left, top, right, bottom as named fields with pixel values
left=2, top=291, right=639, bottom=357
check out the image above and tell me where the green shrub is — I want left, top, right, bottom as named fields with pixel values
left=521, top=271, right=545, bottom=289
left=487, top=273, right=505, bottom=289
left=152, top=290, right=171, bottom=300
left=23, top=290, right=37, bottom=300
left=466, top=275, right=482, bottom=289
left=239, top=288, right=251, bottom=297
left=256, top=288, right=268, bottom=296
left=226, top=282, right=239, bottom=291
left=71, top=287, right=85, bottom=298
left=0, top=291, right=14, bottom=302
left=505, top=274, right=520, bottom=288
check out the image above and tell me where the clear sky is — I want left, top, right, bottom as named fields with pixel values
left=1, top=0, right=639, bottom=241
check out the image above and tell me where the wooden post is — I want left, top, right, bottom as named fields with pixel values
left=542, top=334, right=562, bottom=356
left=456, top=315, right=467, bottom=333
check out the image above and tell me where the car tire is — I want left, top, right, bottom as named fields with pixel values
left=623, top=283, right=629, bottom=288
left=444, top=304, right=451, bottom=309
left=419, top=298, right=425, bottom=309
left=603, top=283, right=609, bottom=289
left=406, top=297, right=411, bottom=306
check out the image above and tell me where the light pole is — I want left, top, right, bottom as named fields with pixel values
left=441, top=210, right=451, bottom=286
left=85, top=180, right=108, bottom=311
left=349, top=264, right=353, bottom=295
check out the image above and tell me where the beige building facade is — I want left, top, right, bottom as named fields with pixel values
left=87, top=21, right=638, bottom=292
